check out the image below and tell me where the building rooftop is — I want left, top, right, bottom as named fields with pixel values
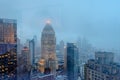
left=0, top=18, right=17, bottom=23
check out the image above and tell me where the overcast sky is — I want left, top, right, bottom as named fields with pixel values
left=0, top=0, right=120, bottom=51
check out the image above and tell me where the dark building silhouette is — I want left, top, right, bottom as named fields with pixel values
left=67, top=43, right=79, bottom=80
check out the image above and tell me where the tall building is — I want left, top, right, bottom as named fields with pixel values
left=67, top=43, right=79, bottom=80
left=60, top=40, right=64, bottom=56
left=39, top=21, right=56, bottom=74
left=33, top=35, right=37, bottom=58
left=21, top=46, right=30, bottom=71
left=85, top=52, right=120, bottom=80
left=17, top=38, right=21, bottom=54
left=59, top=40, right=64, bottom=64
left=0, top=18, right=17, bottom=80
left=0, top=19, right=17, bottom=43
left=29, top=39, right=35, bottom=66
left=56, top=41, right=64, bottom=69
left=64, top=45, right=67, bottom=71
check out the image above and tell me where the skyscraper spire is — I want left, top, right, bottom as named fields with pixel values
left=46, top=19, right=51, bottom=24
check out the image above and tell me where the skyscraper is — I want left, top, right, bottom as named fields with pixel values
left=64, top=45, right=67, bottom=71
left=21, top=46, right=30, bottom=69
left=20, top=46, right=31, bottom=80
left=40, top=21, right=56, bottom=74
left=59, top=40, right=64, bottom=63
left=33, top=35, right=37, bottom=58
left=67, top=43, right=79, bottom=80
left=17, top=38, right=21, bottom=54
left=56, top=41, right=64, bottom=69
left=0, top=19, right=17, bottom=43
left=0, top=18, right=17, bottom=80
left=29, top=39, right=35, bottom=66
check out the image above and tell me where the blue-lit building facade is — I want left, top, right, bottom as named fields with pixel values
left=0, top=18, right=17, bottom=79
left=67, top=43, right=79, bottom=80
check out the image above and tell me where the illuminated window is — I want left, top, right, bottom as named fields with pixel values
left=2, top=55, right=4, bottom=58
left=2, top=69, right=4, bottom=72
left=2, top=65, right=4, bottom=68
left=5, top=54, right=8, bottom=57
left=5, top=68, right=8, bottom=70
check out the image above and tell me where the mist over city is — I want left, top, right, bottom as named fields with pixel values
left=0, top=0, right=120, bottom=80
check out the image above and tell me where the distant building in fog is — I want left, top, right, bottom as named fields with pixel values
left=63, top=45, right=68, bottom=72
left=33, top=35, right=37, bottom=57
left=60, top=40, right=64, bottom=56
left=56, top=40, right=64, bottom=69
left=85, top=51, right=120, bottom=80
left=29, top=38, right=35, bottom=66
left=21, top=46, right=30, bottom=70
left=17, top=38, right=21, bottom=54
left=67, top=43, right=79, bottom=80
left=77, top=37, right=95, bottom=79
left=95, top=51, right=114, bottom=64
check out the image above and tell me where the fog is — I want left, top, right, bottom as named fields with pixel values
left=0, top=0, right=120, bottom=52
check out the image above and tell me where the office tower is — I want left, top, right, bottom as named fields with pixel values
left=64, top=45, right=67, bottom=71
left=33, top=35, right=37, bottom=57
left=60, top=40, right=64, bottom=56
left=21, top=46, right=30, bottom=71
left=56, top=41, right=64, bottom=69
left=0, top=18, right=17, bottom=80
left=67, top=43, right=79, bottom=80
left=17, top=38, right=21, bottom=54
left=0, top=19, right=17, bottom=43
left=39, top=21, right=56, bottom=74
left=59, top=40, right=64, bottom=64
left=19, top=46, right=31, bottom=80
left=85, top=51, right=120, bottom=80
left=29, top=39, right=35, bottom=66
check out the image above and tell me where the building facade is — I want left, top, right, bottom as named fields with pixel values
left=0, top=19, right=17, bottom=43
left=85, top=52, right=120, bottom=80
left=0, top=18, right=17, bottom=80
left=21, top=46, right=30, bottom=69
left=40, top=22, right=57, bottom=74
left=67, top=43, right=79, bottom=80
left=29, top=39, right=35, bottom=66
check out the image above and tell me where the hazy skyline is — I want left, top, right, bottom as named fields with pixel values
left=0, top=0, right=120, bottom=51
